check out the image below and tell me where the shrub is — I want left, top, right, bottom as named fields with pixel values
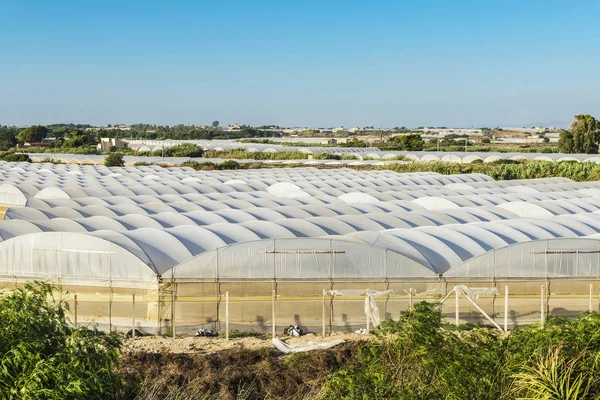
left=0, top=282, right=122, bottom=399
left=104, top=152, right=125, bottom=167
left=149, top=143, right=204, bottom=158
left=0, top=152, right=31, bottom=162
left=323, top=304, right=600, bottom=400
left=215, top=160, right=241, bottom=170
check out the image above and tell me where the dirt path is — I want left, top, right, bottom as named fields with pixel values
left=123, top=331, right=371, bottom=355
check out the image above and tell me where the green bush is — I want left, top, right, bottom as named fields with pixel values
left=104, top=152, right=125, bottom=167
left=0, top=152, right=31, bottom=162
left=215, top=160, right=241, bottom=170
left=0, top=282, right=122, bottom=399
left=149, top=143, right=204, bottom=158
left=323, top=303, right=600, bottom=400
left=26, top=145, right=99, bottom=155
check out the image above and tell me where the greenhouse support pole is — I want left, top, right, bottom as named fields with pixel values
left=366, top=301, right=370, bottom=333
left=590, top=284, right=594, bottom=312
left=504, top=286, right=508, bottom=332
left=409, top=288, right=413, bottom=309
left=156, top=278, right=161, bottom=337
left=540, top=285, right=545, bottom=328
left=171, top=283, right=176, bottom=338
left=322, top=289, right=326, bottom=337
left=132, top=293, right=136, bottom=339
left=225, top=291, right=229, bottom=341
left=455, top=289, right=459, bottom=327
left=272, top=289, right=276, bottom=337
left=74, top=294, right=78, bottom=328
left=109, top=287, right=113, bottom=333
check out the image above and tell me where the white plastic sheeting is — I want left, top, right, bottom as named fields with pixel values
left=272, top=338, right=345, bottom=353
left=327, top=289, right=392, bottom=327
left=2, top=164, right=600, bottom=283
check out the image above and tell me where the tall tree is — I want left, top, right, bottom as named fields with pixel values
left=558, top=130, right=574, bottom=153
left=389, top=133, right=424, bottom=151
left=561, top=114, right=600, bottom=154
left=212, top=120, right=220, bottom=128
left=0, top=130, right=16, bottom=150
left=17, top=125, right=48, bottom=143
left=571, top=114, right=600, bottom=154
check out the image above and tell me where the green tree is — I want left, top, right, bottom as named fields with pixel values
left=389, top=133, right=424, bottom=151
left=0, top=282, right=122, bottom=399
left=571, top=114, right=600, bottom=154
left=0, top=130, right=17, bottom=150
left=211, top=120, right=220, bottom=128
left=558, top=130, right=575, bottom=153
left=17, top=125, right=48, bottom=143
left=104, top=152, right=125, bottom=167
left=560, top=114, right=600, bottom=154
left=63, top=129, right=99, bottom=148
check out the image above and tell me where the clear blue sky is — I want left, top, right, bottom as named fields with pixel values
left=1, top=0, right=599, bottom=128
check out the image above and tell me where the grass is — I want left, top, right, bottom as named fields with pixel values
left=220, top=329, right=266, bottom=339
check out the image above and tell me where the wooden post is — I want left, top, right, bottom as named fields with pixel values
left=156, top=288, right=161, bottom=337
left=171, top=284, right=176, bottom=338
left=225, top=291, right=229, bottom=341
left=540, top=285, right=545, bottom=328
left=455, top=289, right=460, bottom=327
left=590, top=284, right=594, bottom=312
left=366, top=297, right=370, bottom=333
left=322, top=289, right=326, bottom=337
left=74, top=294, right=78, bottom=328
left=504, top=286, right=508, bottom=332
left=409, top=288, right=413, bottom=309
left=272, top=289, right=276, bottom=337
left=132, top=293, right=136, bottom=339
left=108, top=289, right=113, bottom=333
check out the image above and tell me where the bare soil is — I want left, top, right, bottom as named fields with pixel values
left=123, top=331, right=371, bottom=355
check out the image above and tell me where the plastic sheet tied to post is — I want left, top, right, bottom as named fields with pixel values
left=326, top=289, right=392, bottom=327
left=453, top=285, right=498, bottom=302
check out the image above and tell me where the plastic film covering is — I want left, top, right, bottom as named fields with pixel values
left=164, top=238, right=437, bottom=280
left=0, top=232, right=157, bottom=287
left=445, top=238, right=600, bottom=279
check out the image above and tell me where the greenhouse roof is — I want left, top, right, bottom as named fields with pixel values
left=0, top=162, right=600, bottom=283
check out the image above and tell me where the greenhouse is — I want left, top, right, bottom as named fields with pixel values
left=0, top=162, right=598, bottom=334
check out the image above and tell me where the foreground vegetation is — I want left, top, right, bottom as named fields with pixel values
left=2, top=283, right=600, bottom=399
left=0, top=282, right=122, bottom=399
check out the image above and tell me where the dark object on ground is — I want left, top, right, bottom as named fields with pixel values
left=195, top=328, right=217, bottom=337
left=126, top=329, right=144, bottom=338
left=284, top=325, right=304, bottom=336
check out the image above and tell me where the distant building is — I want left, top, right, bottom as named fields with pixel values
left=227, top=124, right=241, bottom=131
left=97, top=138, right=128, bottom=152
